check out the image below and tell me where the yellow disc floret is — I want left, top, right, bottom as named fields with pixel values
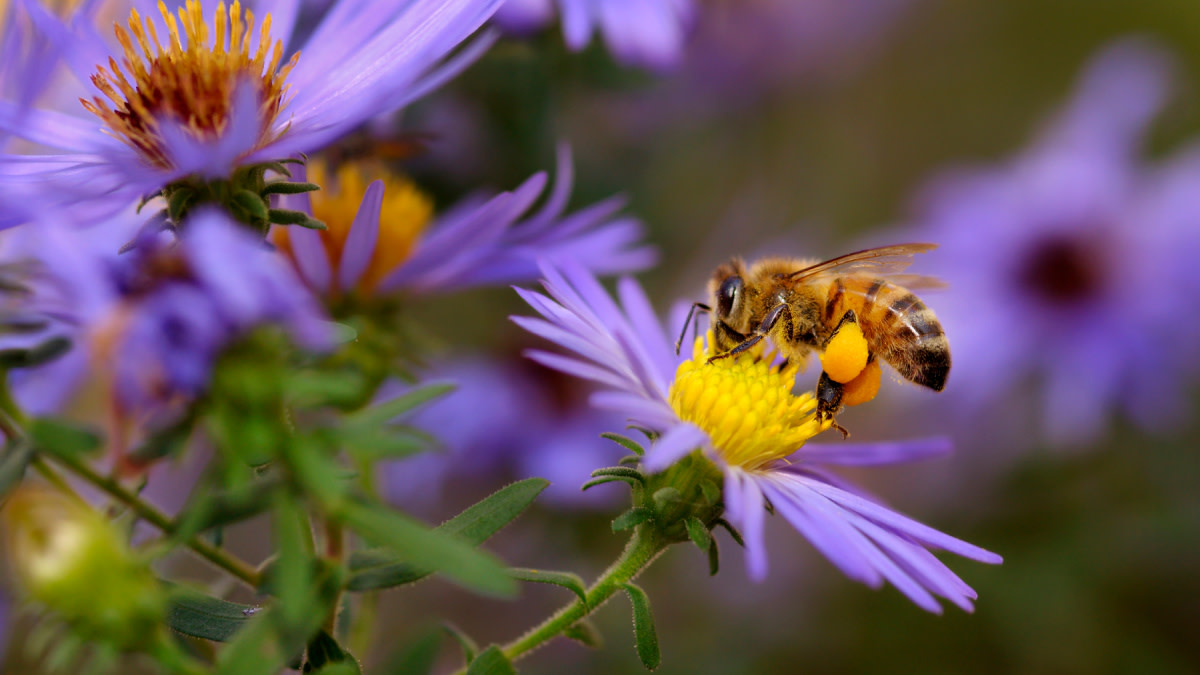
left=82, top=0, right=298, bottom=169
left=668, top=333, right=831, bottom=471
left=274, top=160, right=434, bottom=296
left=820, top=317, right=869, bottom=383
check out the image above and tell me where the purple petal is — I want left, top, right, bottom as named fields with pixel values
left=793, top=437, right=953, bottom=467
left=642, top=422, right=708, bottom=473
left=338, top=179, right=385, bottom=291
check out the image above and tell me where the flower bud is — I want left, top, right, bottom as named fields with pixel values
left=2, top=488, right=165, bottom=648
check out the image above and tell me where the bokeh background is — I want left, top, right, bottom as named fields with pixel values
left=381, top=1, right=1200, bottom=673
left=8, top=0, right=1200, bottom=673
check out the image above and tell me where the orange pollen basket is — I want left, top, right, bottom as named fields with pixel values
left=81, top=0, right=299, bottom=169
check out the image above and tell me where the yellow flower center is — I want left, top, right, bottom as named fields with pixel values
left=668, top=333, right=831, bottom=471
left=274, top=160, right=434, bottom=295
left=81, top=0, right=298, bottom=169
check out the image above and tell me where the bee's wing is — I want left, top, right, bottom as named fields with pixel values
left=785, top=243, right=938, bottom=282
left=884, top=274, right=947, bottom=291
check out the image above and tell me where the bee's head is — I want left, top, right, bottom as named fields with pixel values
left=709, top=260, right=747, bottom=342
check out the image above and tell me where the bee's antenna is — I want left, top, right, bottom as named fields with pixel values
left=675, top=302, right=711, bottom=356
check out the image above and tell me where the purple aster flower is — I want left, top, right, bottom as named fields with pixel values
left=493, top=0, right=695, bottom=71
left=273, top=144, right=655, bottom=300
left=905, top=39, right=1200, bottom=445
left=382, top=354, right=626, bottom=511
left=512, top=262, right=1001, bottom=613
left=16, top=207, right=329, bottom=415
left=0, top=0, right=503, bottom=227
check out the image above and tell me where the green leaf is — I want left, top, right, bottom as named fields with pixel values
left=563, top=619, right=604, bottom=648
left=464, top=646, right=515, bottom=675
left=383, top=627, right=442, bottom=675
left=685, top=517, right=712, bottom=552
left=285, top=369, right=368, bottom=408
left=347, top=383, right=456, bottom=429
left=623, top=583, right=661, bottom=670
left=28, top=418, right=101, bottom=459
left=612, top=507, right=653, bottom=533
left=707, top=535, right=720, bottom=576
left=214, top=610, right=292, bottom=675
left=339, top=500, right=516, bottom=597
left=0, top=442, right=33, bottom=500
left=173, top=476, right=279, bottom=543
left=509, top=568, right=587, bottom=605
left=600, top=432, right=644, bottom=456
left=339, top=426, right=431, bottom=463
left=166, top=586, right=259, bottom=642
left=347, top=478, right=548, bottom=592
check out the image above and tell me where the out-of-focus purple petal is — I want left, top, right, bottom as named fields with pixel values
left=642, top=422, right=708, bottom=473
left=794, top=437, right=952, bottom=466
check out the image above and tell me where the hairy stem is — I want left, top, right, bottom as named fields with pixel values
left=453, top=527, right=668, bottom=673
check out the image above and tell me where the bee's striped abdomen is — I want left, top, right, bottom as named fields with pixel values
left=825, top=276, right=950, bottom=391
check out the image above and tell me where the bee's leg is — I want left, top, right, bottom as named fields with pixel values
left=816, top=371, right=850, bottom=438
left=707, top=303, right=794, bottom=364
left=675, top=302, right=711, bottom=356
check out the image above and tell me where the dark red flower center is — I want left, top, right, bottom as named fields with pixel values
left=1017, top=234, right=1106, bottom=305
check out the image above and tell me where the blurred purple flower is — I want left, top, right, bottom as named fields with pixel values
left=907, top=39, right=1200, bottom=445
left=381, top=355, right=626, bottom=511
left=513, top=262, right=1000, bottom=612
left=276, top=144, right=656, bottom=299
left=494, top=0, right=695, bottom=71
left=18, top=208, right=329, bottom=413
left=0, top=0, right=502, bottom=227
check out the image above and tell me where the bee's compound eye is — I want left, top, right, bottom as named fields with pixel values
left=717, top=276, right=743, bottom=317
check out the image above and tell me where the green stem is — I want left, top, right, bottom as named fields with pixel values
left=454, top=527, right=668, bottom=673
left=322, top=517, right=345, bottom=635
left=44, top=451, right=262, bottom=589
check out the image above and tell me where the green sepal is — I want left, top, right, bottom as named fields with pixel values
left=303, top=630, right=360, bottom=673
left=262, top=181, right=321, bottom=196
left=509, top=568, right=587, bottom=605
left=623, top=583, right=661, bottom=671
left=0, top=336, right=72, bottom=369
left=28, top=418, right=101, bottom=459
left=339, top=499, right=516, bottom=597
left=0, top=441, right=34, bottom=500
left=443, top=623, right=479, bottom=665
left=684, top=517, right=712, bottom=552
left=601, top=432, right=644, bottom=456
left=651, top=487, right=682, bottom=510
left=590, top=466, right=645, bottom=485
left=231, top=189, right=269, bottom=224
left=707, top=534, right=720, bottom=576
left=345, top=478, right=547, bottom=592
left=167, top=188, right=195, bottom=223
left=165, top=585, right=259, bottom=642
left=612, top=507, right=654, bottom=533
left=564, top=619, right=604, bottom=648
left=715, top=518, right=745, bottom=547
left=698, top=479, right=721, bottom=505
left=581, top=476, right=641, bottom=492
left=618, top=454, right=642, bottom=466
left=464, top=646, right=516, bottom=675
left=269, top=208, right=327, bottom=230
left=383, top=626, right=442, bottom=675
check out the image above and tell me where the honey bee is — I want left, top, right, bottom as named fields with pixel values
left=678, top=244, right=949, bottom=433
